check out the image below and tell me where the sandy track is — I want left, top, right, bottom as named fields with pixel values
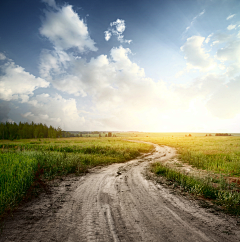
left=1, top=142, right=240, bottom=242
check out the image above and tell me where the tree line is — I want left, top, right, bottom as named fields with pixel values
left=0, top=121, right=65, bottom=140
left=215, top=133, right=232, bottom=136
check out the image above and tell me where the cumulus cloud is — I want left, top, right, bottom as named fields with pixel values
left=104, top=19, right=132, bottom=44
left=180, top=36, right=216, bottom=71
left=205, top=33, right=213, bottom=43
left=226, top=14, right=235, bottom=20
left=39, top=45, right=155, bottom=107
left=216, top=39, right=240, bottom=77
left=39, top=4, right=97, bottom=52
left=42, top=0, right=57, bottom=9
left=227, top=24, right=236, bottom=30
left=2, top=0, right=240, bottom=132
left=104, top=31, right=112, bottom=41
left=37, top=43, right=181, bottom=131
left=0, top=53, right=6, bottom=60
left=217, top=40, right=240, bottom=63
left=39, top=48, right=71, bottom=79
left=0, top=59, right=49, bottom=102
left=174, top=74, right=226, bottom=103
left=25, top=93, right=85, bottom=130
left=206, top=76, right=240, bottom=118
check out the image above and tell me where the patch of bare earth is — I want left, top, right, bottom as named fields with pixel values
left=0, top=142, right=240, bottom=242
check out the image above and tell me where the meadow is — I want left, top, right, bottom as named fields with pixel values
left=130, top=134, right=240, bottom=176
left=1, top=133, right=240, bottom=216
left=129, top=133, right=240, bottom=214
left=0, top=137, right=153, bottom=217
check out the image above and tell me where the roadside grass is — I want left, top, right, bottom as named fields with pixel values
left=0, top=137, right=153, bottom=217
left=151, top=162, right=240, bottom=215
left=131, top=135, right=240, bottom=176
left=126, top=134, right=240, bottom=215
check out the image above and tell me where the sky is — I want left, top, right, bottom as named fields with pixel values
left=0, top=0, right=240, bottom=132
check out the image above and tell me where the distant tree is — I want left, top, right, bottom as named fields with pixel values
left=105, top=134, right=107, bottom=137
left=108, top=132, right=112, bottom=137
left=56, top=127, right=63, bottom=138
left=215, top=133, right=231, bottom=136
left=0, top=121, right=63, bottom=140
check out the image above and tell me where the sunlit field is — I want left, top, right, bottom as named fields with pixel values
left=127, top=133, right=240, bottom=214
left=1, top=133, right=240, bottom=216
left=129, top=134, right=240, bottom=176
left=0, top=137, right=153, bottom=217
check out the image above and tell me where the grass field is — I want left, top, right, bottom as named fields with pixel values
left=129, top=134, right=240, bottom=176
left=0, top=137, right=153, bottom=217
left=128, top=133, right=240, bottom=214
left=1, top=133, right=240, bottom=216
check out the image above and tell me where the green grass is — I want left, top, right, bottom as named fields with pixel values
left=0, top=137, right=153, bottom=216
left=131, top=135, right=240, bottom=176
left=126, top=133, right=240, bottom=215
left=151, top=162, right=240, bottom=214
left=0, top=153, right=38, bottom=215
left=2, top=133, right=240, bottom=216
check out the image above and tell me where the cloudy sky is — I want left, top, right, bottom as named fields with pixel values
left=0, top=0, right=240, bottom=132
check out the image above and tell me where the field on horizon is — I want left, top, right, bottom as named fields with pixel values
left=128, top=133, right=240, bottom=214
left=1, top=133, right=240, bottom=216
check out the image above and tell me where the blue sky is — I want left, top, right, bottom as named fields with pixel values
left=0, top=0, right=240, bottom=132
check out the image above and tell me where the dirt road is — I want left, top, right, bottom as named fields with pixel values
left=1, top=142, right=240, bottom=242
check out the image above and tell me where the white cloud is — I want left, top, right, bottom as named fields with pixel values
left=211, top=40, right=219, bottom=46
left=104, top=19, right=132, bottom=44
left=216, top=39, right=240, bottom=77
left=211, top=32, right=231, bottom=43
left=42, top=0, right=57, bottom=9
left=39, top=4, right=97, bottom=52
left=0, top=60, right=49, bottom=102
left=180, top=36, right=216, bottom=71
left=38, top=44, right=179, bottom=131
left=39, top=45, right=151, bottom=103
left=0, top=53, right=6, bottom=60
left=39, top=48, right=71, bottom=79
left=183, top=10, right=205, bottom=36
left=2, top=1, right=240, bottom=132
left=25, top=93, right=85, bottom=130
left=217, top=40, right=240, bottom=63
left=227, top=24, right=236, bottom=30
left=104, top=31, right=112, bottom=41
left=205, top=33, right=213, bottom=43
left=206, top=76, right=240, bottom=118
left=226, top=14, right=235, bottom=20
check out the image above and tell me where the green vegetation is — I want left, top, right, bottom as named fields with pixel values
left=0, top=137, right=153, bottom=217
left=1, top=131, right=240, bottom=216
left=151, top=163, right=240, bottom=214
left=128, top=133, right=240, bottom=215
left=0, top=121, right=63, bottom=140
left=0, top=121, right=120, bottom=140
left=131, top=135, right=240, bottom=176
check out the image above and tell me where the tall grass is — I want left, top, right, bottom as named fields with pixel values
left=151, top=162, right=240, bottom=214
left=132, top=136, right=240, bottom=176
left=0, top=153, right=38, bottom=215
left=0, top=138, right=153, bottom=216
